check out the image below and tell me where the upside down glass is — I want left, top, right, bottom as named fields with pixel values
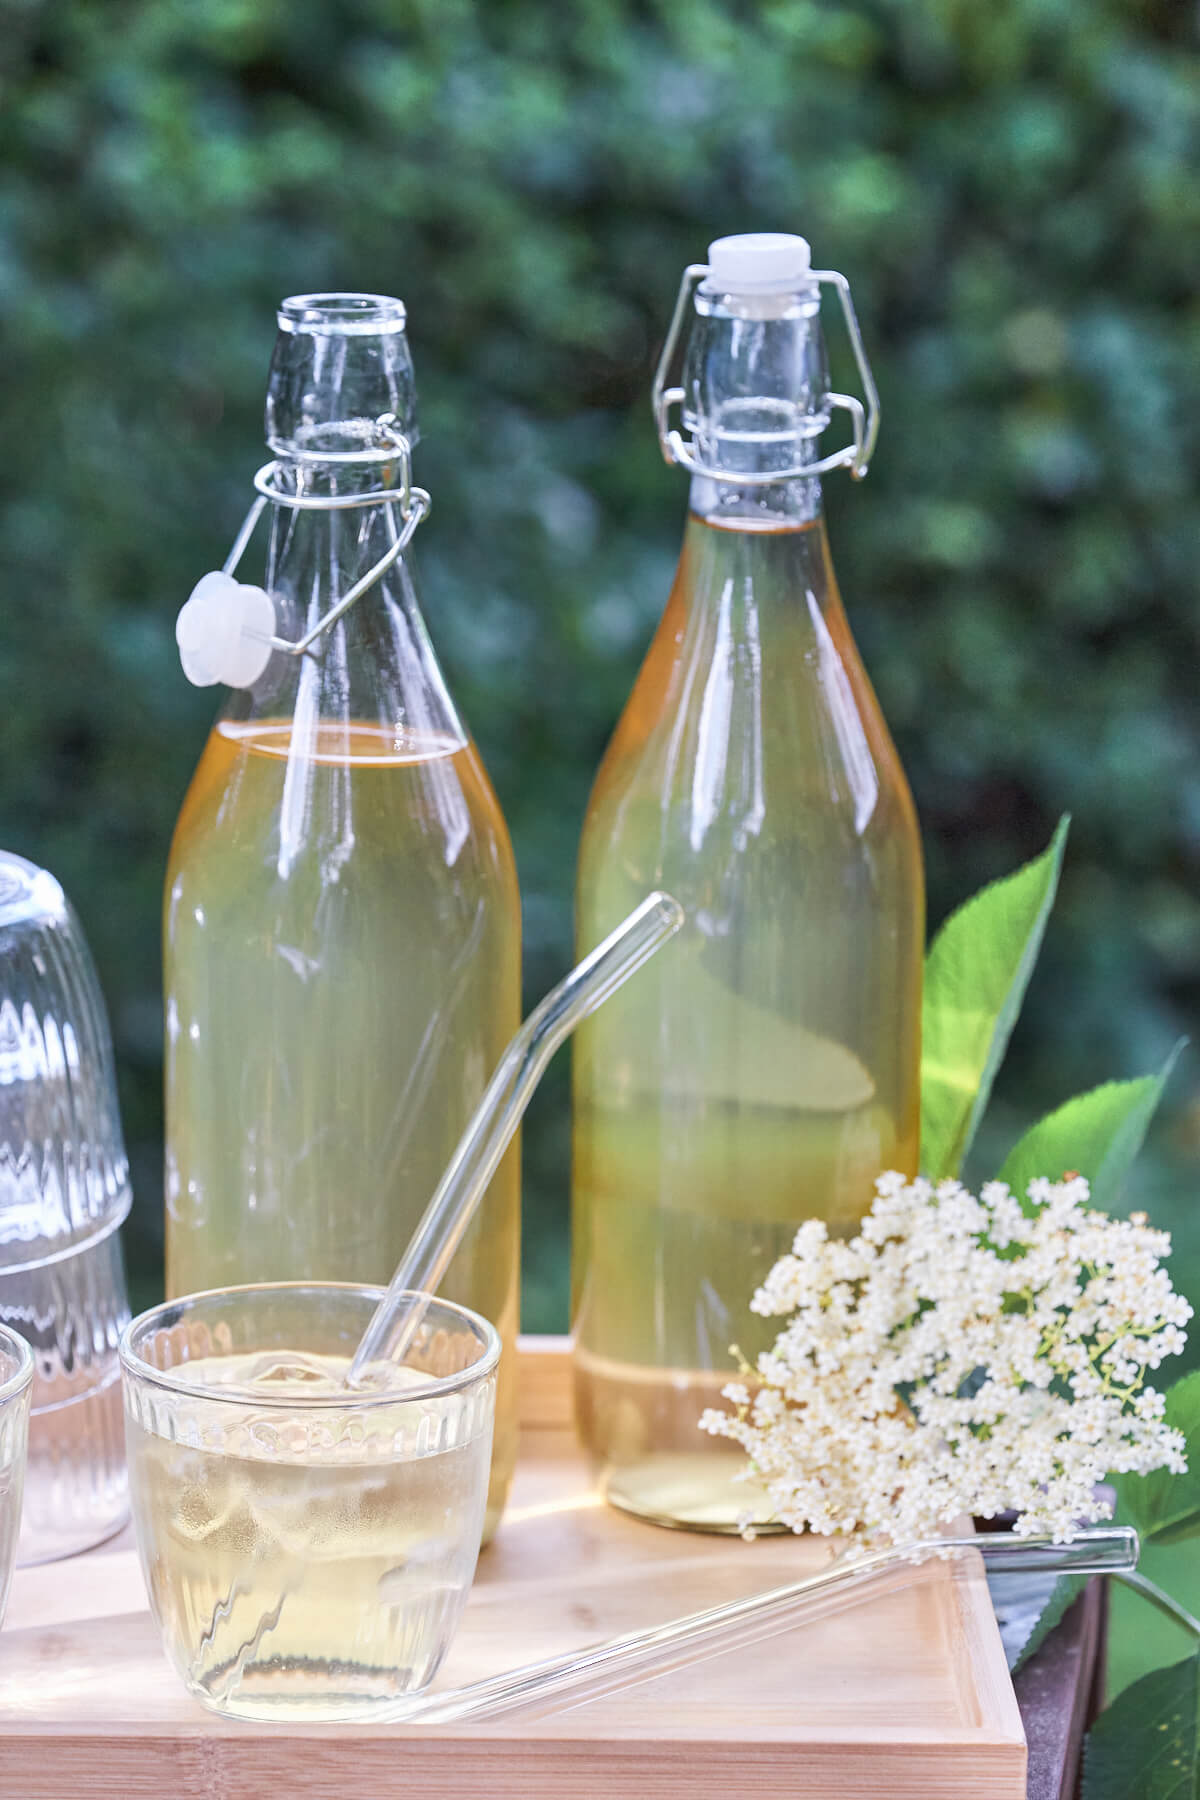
left=0, top=848, right=131, bottom=1564
left=120, top=1283, right=498, bottom=1722
left=0, top=1324, right=33, bottom=1627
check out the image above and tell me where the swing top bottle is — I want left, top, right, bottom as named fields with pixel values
left=571, top=237, right=924, bottom=1529
left=164, top=294, right=522, bottom=1537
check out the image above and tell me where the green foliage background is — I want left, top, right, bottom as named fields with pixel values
left=1, top=0, right=1198, bottom=1683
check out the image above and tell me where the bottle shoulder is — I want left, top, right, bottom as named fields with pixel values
left=580, top=530, right=921, bottom=878
left=166, top=719, right=518, bottom=900
left=456, top=733, right=520, bottom=896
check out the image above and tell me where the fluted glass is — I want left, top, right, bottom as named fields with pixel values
left=0, top=849, right=131, bottom=1562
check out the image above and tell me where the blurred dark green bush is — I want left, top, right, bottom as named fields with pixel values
left=1, top=0, right=1197, bottom=1335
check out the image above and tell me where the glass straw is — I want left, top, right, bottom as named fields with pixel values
left=347, top=890, right=685, bottom=1385
left=406, top=1524, right=1138, bottom=1723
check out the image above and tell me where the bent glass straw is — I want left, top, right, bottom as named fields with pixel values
left=406, top=1525, right=1138, bottom=1723
left=347, top=890, right=685, bottom=1385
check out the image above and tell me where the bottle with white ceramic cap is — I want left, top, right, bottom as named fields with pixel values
left=572, top=235, right=924, bottom=1530
left=163, top=294, right=522, bottom=1541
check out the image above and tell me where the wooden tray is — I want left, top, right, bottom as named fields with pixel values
left=0, top=1337, right=1026, bottom=1798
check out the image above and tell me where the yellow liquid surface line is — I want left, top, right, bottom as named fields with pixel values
left=215, top=718, right=469, bottom=765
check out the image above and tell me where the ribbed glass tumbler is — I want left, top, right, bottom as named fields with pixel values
left=0, top=1323, right=32, bottom=1623
left=0, top=850, right=131, bottom=1563
left=122, top=1284, right=498, bottom=1721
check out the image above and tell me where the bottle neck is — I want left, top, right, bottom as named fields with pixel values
left=222, top=486, right=464, bottom=747
left=677, top=502, right=840, bottom=630
left=688, top=470, right=823, bottom=529
left=681, top=278, right=830, bottom=531
left=668, top=503, right=850, bottom=763
left=265, top=463, right=408, bottom=598
left=648, top=507, right=879, bottom=843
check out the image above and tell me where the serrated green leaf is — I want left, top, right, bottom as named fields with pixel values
left=1011, top=1571, right=1087, bottom=1672
left=1084, top=1651, right=1200, bottom=1800
left=989, top=1568, right=1058, bottom=1668
left=996, top=1041, right=1184, bottom=1211
left=920, top=818, right=1068, bottom=1180
left=1119, top=1372, right=1200, bottom=1548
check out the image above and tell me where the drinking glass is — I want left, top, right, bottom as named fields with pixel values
left=0, top=848, right=131, bottom=1563
left=120, top=1282, right=498, bottom=1722
left=0, top=1324, right=33, bottom=1627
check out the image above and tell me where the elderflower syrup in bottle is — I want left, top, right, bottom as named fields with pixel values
left=164, top=294, right=521, bottom=1537
left=572, top=237, right=924, bottom=1530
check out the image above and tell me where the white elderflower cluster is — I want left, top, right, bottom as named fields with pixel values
left=701, top=1172, right=1191, bottom=1545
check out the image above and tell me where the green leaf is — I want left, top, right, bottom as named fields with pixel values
left=1083, top=1651, right=1200, bottom=1799
left=920, top=818, right=1068, bottom=1180
left=996, top=1041, right=1184, bottom=1212
left=1119, top=1372, right=1200, bottom=1548
left=1010, top=1572, right=1087, bottom=1672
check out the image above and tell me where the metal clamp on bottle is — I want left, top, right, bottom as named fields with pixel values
left=176, top=412, right=432, bottom=689
left=652, top=235, right=881, bottom=484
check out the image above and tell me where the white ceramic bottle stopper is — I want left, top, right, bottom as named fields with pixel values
left=176, top=572, right=276, bottom=688
left=706, top=232, right=813, bottom=294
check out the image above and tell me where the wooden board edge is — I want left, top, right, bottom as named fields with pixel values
left=948, top=1549, right=1027, bottom=1765
left=0, top=1729, right=1031, bottom=1800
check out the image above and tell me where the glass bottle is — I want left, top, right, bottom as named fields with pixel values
left=164, top=294, right=521, bottom=1537
left=571, top=236, right=924, bottom=1530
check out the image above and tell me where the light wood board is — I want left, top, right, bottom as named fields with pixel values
left=0, top=1336, right=1026, bottom=1797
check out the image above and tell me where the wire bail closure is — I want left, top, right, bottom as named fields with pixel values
left=652, top=262, right=881, bottom=484
left=223, top=413, right=431, bottom=659
left=177, top=413, right=431, bottom=688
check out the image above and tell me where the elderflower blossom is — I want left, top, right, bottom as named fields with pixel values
left=700, top=1172, right=1191, bottom=1545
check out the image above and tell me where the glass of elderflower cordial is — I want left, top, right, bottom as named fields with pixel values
left=120, top=1282, right=498, bottom=1722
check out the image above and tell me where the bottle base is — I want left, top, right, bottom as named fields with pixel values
left=600, top=1451, right=785, bottom=1535
left=574, top=1348, right=785, bottom=1533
